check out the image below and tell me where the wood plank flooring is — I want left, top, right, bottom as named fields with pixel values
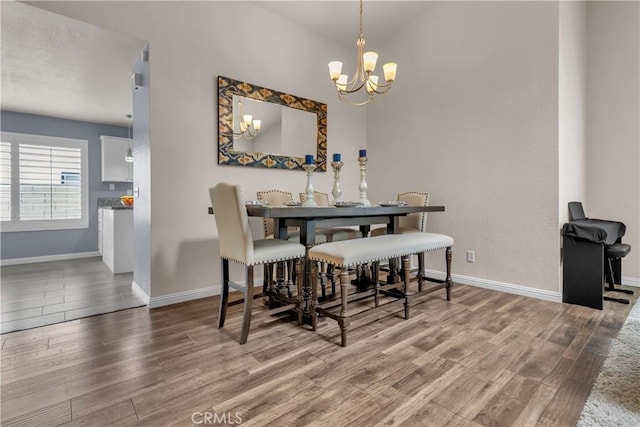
left=1, top=257, right=144, bottom=334
left=0, top=277, right=636, bottom=426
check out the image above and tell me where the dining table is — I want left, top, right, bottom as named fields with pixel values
left=243, top=204, right=446, bottom=319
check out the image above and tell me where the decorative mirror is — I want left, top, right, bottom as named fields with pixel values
left=218, top=76, right=327, bottom=171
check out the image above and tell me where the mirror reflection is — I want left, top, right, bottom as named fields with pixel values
left=218, top=76, right=327, bottom=171
left=232, top=96, right=317, bottom=159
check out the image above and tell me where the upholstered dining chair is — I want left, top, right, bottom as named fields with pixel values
left=256, top=189, right=304, bottom=291
left=210, top=183, right=305, bottom=344
left=371, top=192, right=430, bottom=281
left=257, top=189, right=295, bottom=238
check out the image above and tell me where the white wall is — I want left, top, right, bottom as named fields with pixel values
left=30, top=1, right=639, bottom=302
left=32, top=1, right=366, bottom=298
left=586, top=1, right=640, bottom=280
left=558, top=2, right=587, bottom=281
left=367, top=2, right=561, bottom=292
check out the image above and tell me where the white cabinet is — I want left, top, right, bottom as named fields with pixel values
left=102, top=209, right=133, bottom=274
left=101, top=136, right=133, bottom=182
left=98, top=208, right=103, bottom=255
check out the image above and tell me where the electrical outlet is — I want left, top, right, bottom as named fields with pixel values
left=109, top=183, right=115, bottom=191
left=466, top=251, right=475, bottom=263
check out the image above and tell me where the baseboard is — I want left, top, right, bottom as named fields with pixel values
left=132, top=273, right=637, bottom=309
left=143, top=279, right=270, bottom=309
left=0, top=251, right=101, bottom=266
left=423, top=269, right=562, bottom=303
left=131, top=280, right=150, bottom=306
left=147, top=284, right=222, bottom=309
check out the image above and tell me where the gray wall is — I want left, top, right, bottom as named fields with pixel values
left=132, top=46, right=151, bottom=296
left=0, top=110, right=133, bottom=259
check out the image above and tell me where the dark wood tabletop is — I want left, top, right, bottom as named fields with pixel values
left=245, top=204, right=444, bottom=218
left=208, top=205, right=444, bottom=217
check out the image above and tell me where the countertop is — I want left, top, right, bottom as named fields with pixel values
left=99, top=206, right=133, bottom=210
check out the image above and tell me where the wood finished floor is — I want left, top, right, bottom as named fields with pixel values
left=0, top=278, right=636, bottom=427
left=1, top=257, right=144, bottom=334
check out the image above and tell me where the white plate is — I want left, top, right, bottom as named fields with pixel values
left=334, top=202, right=362, bottom=208
left=378, top=201, right=407, bottom=207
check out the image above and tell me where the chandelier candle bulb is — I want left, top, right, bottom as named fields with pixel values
left=305, top=154, right=314, bottom=164
left=253, top=120, right=261, bottom=131
left=337, top=75, right=348, bottom=91
left=359, top=149, right=366, bottom=158
left=366, top=75, right=379, bottom=94
left=328, top=61, right=343, bottom=80
left=363, top=51, right=378, bottom=72
left=333, top=153, right=341, bottom=162
left=383, top=63, right=397, bottom=82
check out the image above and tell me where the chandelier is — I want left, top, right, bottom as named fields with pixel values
left=233, top=99, right=261, bottom=139
left=328, top=0, right=397, bottom=106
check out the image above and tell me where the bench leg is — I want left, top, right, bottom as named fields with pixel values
left=311, top=261, right=319, bottom=331
left=445, top=247, right=453, bottom=301
left=402, top=255, right=411, bottom=319
left=296, top=258, right=304, bottom=326
left=373, top=261, right=380, bottom=307
left=339, top=268, right=351, bottom=347
left=417, top=252, right=425, bottom=292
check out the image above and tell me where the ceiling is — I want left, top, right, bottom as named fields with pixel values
left=1, top=1, right=146, bottom=127
left=254, top=1, right=431, bottom=45
left=1, top=1, right=429, bottom=127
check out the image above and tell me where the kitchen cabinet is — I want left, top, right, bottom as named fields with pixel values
left=101, top=135, right=133, bottom=182
left=98, top=208, right=103, bottom=255
left=101, top=208, right=133, bottom=274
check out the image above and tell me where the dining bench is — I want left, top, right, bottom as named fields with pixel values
left=307, top=232, right=454, bottom=346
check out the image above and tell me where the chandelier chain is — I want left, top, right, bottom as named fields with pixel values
left=359, top=0, right=363, bottom=35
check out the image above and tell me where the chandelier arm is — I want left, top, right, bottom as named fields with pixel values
left=338, top=79, right=369, bottom=95
left=337, top=93, right=375, bottom=106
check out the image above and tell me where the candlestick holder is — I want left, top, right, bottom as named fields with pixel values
left=302, top=163, right=317, bottom=207
left=358, top=156, right=371, bottom=206
left=330, top=161, right=344, bottom=205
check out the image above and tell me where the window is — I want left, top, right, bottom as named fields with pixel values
left=0, top=132, right=88, bottom=232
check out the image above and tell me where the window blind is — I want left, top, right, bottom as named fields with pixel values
left=0, top=141, right=11, bottom=221
left=19, top=143, right=82, bottom=221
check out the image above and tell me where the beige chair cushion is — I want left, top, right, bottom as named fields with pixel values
left=308, top=233, right=454, bottom=267
left=252, top=239, right=306, bottom=265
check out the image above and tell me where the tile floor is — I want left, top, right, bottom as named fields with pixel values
left=0, top=257, right=144, bottom=334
